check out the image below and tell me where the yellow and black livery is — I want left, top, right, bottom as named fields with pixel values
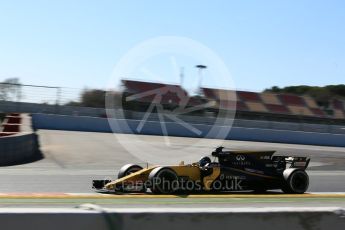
left=92, top=146, right=310, bottom=194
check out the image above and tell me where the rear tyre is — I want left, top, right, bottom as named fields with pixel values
left=118, top=164, right=143, bottom=179
left=282, top=170, right=309, bottom=194
left=149, top=167, right=179, bottom=194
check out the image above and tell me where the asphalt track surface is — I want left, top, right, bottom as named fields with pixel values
left=1, top=129, right=345, bottom=208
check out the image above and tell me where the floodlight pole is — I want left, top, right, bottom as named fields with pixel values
left=180, top=67, right=184, bottom=86
left=195, top=65, right=207, bottom=93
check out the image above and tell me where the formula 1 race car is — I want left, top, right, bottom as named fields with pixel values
left=92, top=147, right=310, bottom=194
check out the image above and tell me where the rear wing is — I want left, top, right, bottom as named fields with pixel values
left=272, top=156, right=310, bottom=170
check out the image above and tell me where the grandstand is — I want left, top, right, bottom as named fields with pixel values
left=121, top=80, right=205, bottom=113
left=120, top=80, right=345, bottom=122
left=201, top=87, right=345, bottom=120
left=122, top=80, right=345, bottom=119
left=332, top=98, right=345, bottom=119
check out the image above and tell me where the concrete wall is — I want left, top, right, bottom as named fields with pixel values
left=32, top=114, right=112, bottom=133
left=2, top=100, right=345, bottom=134
left=32, top=113, right=345, bottom=147
left=0, top=207, right=344, bottom=230
left=129, top=111, right=345, bottom=134
left=0, top=132, right=39, bottom=166
left=0, top=114, right=41, bottom=166
left=0, top=101, right=106, bottom=117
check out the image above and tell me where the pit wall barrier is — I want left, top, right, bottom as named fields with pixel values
left=0, top=114, right=41, bottom=166
left=0, top=207, right=344, bottom=230
left=32, top=113, right=345, bottom=147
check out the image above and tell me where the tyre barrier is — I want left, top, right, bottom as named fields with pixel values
left=0, top=207, right=344, bottom=230
left=0, top=114, right=42, bottom=166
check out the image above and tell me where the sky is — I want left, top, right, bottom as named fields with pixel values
left=0, top=0, right=344, bottom=93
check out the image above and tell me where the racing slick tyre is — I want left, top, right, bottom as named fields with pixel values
left=148, top=167, right=179, bottom=194
left=282, top=169, right=309, bottom=194
left=118, top=164, right=143, bottom=179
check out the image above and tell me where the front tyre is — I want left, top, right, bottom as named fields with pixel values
left=282, top=169, right=309, bottom=194
left=148, top=167, right=179, bottom=194
left=118, top=164, right=143, bottom=179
